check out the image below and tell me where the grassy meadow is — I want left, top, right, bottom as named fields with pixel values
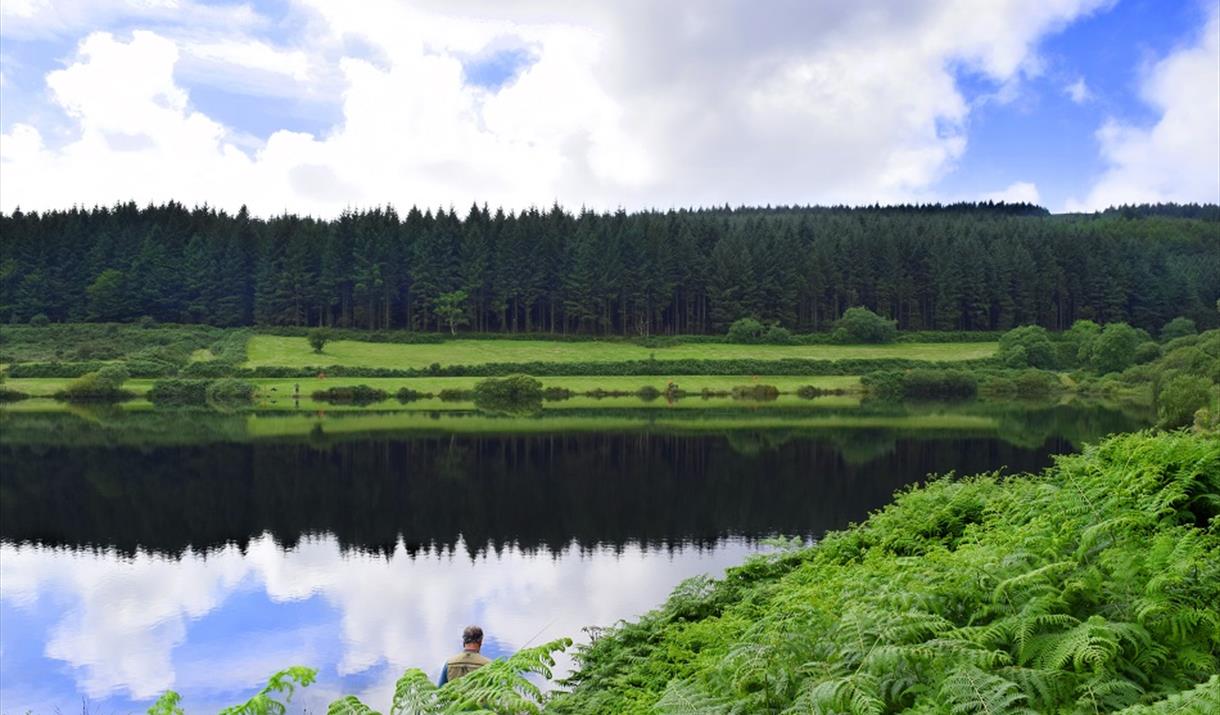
left=244, top=335, right=998, bottom=369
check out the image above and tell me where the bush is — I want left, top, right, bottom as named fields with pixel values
left=0, top=387, right=28, bottom=402
left=1160, top=316, right=1198, bottom=342
left=311, top=385, right=388, bottom=405
left=178, top=361, right=239, bottom=377
left=795, top=385, right=825, bottom=399
left=56, top=364, right=132, bottom=402
left=1090, top=322, right=1143, bottom=374
left=1011, top=369, right=1060, bottom=396
left=1156, top=373, right=1215, bottom=428
left=438, top=388, right=474, bottom=401
left=1133, top=341, right=1161, bottom=365
left=901, top=369, right=977, bottom=399
left=763, top=324, right=792, bottom=344
left=206, top=378, right=255, bottom=404
left=726, top=318, right=765, bottom=344
left=307, top=327, right=331, bottom=354
left=864, top=369, right=977, bottom=400
left=472, top=374, right=543, bottom=413
left=860, top=370, right=904, bottom=399
left=72, top=340, right=125, bottom=361
left=395, top=387, right=431, bottom=402
left=997, top=325, right=1057, bottom=369
left=725, top=318, right=793, bottom=344
left=28, top=314, right=49, bottom=327
left=542, top=386, right=574, bottom=401
left=148, top=379, right=211, bottom=405
left=831, top=307, right=896, bottom=344
left=636, top=385, right=662, bottom=401
left=730, top=384, right=780, bottom=401
left=1061, top=319, right=1102, bottom=368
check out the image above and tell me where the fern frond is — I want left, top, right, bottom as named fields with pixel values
left=654, top=679, right=729, bottom=715
left=939, top=666, right=1033, bottom=715
left=218, top=666, right=317, bottom=715
left=1032, top=616, right=1120, bottom=672
left=991, top=561, right=1075, bottom=603
left=327, top=695, right=381, bottom=715
left=1113, top=675, right=1220, bottom=714
left=146, top=691, right=184, bottom=715
left=796, top=674, right=884, bottom=715
left=389, top=669, right=439, bottom=715
left=1075, top=673, right=1143, bottom=712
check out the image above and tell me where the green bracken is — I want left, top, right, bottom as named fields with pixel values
left=549, top=430, right=1220, bottom=714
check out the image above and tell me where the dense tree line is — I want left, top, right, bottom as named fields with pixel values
left=1, top=201, right=1217, bottom=335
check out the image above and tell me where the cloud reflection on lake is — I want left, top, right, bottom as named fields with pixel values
left=0, top=534, right=757, bottom=712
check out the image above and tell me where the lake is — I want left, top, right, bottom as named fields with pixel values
left=0, top=401, right=1149, bottom=712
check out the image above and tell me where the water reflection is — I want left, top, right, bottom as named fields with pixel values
left=0, top=402, right=1151, bottom=711
left=0, top=535, right=756, bottom=713
left=1, top=432, right=1085, bottom=556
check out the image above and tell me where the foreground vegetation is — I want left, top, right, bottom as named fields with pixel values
left=548, top=430, right=1219, bottom=713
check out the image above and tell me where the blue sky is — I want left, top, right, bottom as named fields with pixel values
left=0, top=0, right=1216, bottom=215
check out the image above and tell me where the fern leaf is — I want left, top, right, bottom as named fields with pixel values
left=147, top=691, right=184, bottom=715
left=940, top=666, right=1033, bottom=715
left=390, top=668, right=439, bottom=715
left=654, top=679, right=729, bottom=715
left=1113, top=675, right=1220, bottom=714
left=327, top=695, right=382, bottom=715
left=218, top=666, right=317, bottom=715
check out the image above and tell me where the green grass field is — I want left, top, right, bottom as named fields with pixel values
left=244, top=335, right=997, bottom=369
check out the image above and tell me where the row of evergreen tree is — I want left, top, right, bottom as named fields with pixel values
left=1, top=201, right=1217, bottom=334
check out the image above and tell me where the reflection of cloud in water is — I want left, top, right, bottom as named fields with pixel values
left=0, top=535, right=755, bottom=711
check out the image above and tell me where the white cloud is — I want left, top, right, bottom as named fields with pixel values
left=0, top=0, right=264, bottom=41
left=1066, top=8, right=1220, bottom=211
left=0, top=1, right=1108, bottom=215
left=1065, top=77, right=1091, bottom=103
left=0, top=536, right=754, bottom=710
left=984, top=180, right=1041, bottom=204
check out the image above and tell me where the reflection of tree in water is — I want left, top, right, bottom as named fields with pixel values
left=822, top=429, right=898, bottom=465
left=724, top=430, right=793, bottom=456
left=988, top=401, right=1151, bottom=450
left=4, top=431, right=1072, bottom=558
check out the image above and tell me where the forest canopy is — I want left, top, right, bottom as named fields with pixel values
left=1, top=201, right=1217, bottom=335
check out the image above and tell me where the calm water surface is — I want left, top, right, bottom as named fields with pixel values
left=0, top=404, right=1148, bottom=712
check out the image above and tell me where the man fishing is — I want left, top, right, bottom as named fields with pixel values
left=437, top=625, right=491, bottom=686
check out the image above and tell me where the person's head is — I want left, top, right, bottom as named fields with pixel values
left=462, top=625, right=484, bottom=650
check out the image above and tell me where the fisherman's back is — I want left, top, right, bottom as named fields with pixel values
left=444, top=650, right=491, bottom=683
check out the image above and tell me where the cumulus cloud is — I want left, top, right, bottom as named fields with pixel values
left=1067, top=8, right=1220, bottom=211
left=0, top=1, right=1108, bottom=215
left=1064, top=77, right=1091, bottom=103
left=983, top=180, right=1041, bottom=204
